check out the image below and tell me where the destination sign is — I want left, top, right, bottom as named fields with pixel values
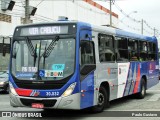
left=20, top=26, right=68, bottom=36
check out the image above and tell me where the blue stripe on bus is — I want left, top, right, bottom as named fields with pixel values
left=123, top=61, right=159, bottom=96
left=123, top=63, right=131, bottom=96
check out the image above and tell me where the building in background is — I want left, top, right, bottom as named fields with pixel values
left=0, top=0, right=118, bottom=36
left=0, top=36, right=11, bottom=71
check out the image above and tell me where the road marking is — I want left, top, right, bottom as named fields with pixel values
left=147, top=94, right=160, bottom=101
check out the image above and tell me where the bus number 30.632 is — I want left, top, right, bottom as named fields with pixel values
left=46, top=92, right=59, bottom=96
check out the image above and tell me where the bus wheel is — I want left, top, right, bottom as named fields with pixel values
left=136, top=78, right=146, bottom=99
left=91, top=86, right=109, bottom=113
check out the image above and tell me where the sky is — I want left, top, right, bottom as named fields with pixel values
left=96, top=0, right=160, bottom=37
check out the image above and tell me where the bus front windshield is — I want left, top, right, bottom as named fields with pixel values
left=11, top=36, right=75, bottom=81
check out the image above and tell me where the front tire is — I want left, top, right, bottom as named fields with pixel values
left=91, top=86, right=109, bottom=113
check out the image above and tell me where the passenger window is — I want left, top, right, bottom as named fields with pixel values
left=128, top=39, right=138, bottom=61
left=115, top=37, right=128, bottom=61
left=148, top=42, right=157, bottom=61
left=139, top=41, right=148, bottom=61
left=80, top=40, right=95, bottom=66
left=98, top=34, right=115, bottom=62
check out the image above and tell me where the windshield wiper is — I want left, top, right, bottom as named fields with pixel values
left=43, top=44, right=47, bottom=69
left=26, top=36, right=59, bottom=79
left=25, top=37, right=37, bottom=67
left=33, top=44, right=37, bottom=67
left=42, top=36, right=59, bottom=58
left=41, top=36, right=59, bottom=69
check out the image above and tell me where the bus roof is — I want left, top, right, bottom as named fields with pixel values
left=76, top=21, right=157, bottom=42
left=90, top=24, right=157, bottom=42
left=15, top=21, right=157, bottom=42
left=115, top=29, right=157, bottom=42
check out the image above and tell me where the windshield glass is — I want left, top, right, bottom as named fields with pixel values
left=11, top=36, right=75, bottom=81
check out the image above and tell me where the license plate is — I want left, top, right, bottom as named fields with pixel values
left=32, top=103, right=44, bottom=109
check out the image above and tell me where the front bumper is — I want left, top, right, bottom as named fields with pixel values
left=10, top=92, right=81, bottom=110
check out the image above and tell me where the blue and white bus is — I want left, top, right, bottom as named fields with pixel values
left=9, top=21, right=159, bottom=112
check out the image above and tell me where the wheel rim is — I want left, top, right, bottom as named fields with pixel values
left=98, top=92, right=105, bottom=106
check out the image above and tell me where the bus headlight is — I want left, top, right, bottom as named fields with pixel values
left=62, top=82, right=76, bottom=97
left=9, top=82, right=18, bottom=96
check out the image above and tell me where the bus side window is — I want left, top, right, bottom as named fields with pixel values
left=98, top=34, right=115, bottom=62
left=139, top=41, right=148, bottom=61
left=115, top=37, right=128, bottom=61
left=80, top=40, right=95, bottom=66
left=128, top=39, right=138, bottom=61
left=148, top=42, right=157, bottom=61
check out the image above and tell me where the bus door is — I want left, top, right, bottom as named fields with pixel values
left=79, top=30, right=96, bottom=109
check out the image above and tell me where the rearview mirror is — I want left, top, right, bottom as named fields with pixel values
left=12, top=41, right=19, bottom=58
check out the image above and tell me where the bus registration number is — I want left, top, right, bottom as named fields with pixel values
left=46, top=92, right=59, bottom=97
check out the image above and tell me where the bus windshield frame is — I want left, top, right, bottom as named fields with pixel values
left=11, top=24, right=77, bottom=82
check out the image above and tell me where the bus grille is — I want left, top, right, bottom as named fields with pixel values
left=13, top=74, right=73, bottom=90
left=16, top=82, right=64, bottom=90
left=20, top=98, right=57, bottom=107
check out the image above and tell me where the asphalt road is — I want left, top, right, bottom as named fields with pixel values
left=0, top=83, right=160, bottom=120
